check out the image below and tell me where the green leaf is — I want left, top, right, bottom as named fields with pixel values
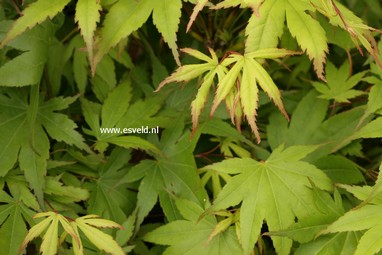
left=87, top=148, right=135, bottom=223
left=152, top=0, right=182, bottom=65
left=0, top=89, right=89, bottom=206
left=0, top=50, right=46, bottom=87
left=245, top=0, right=285, bottom=52
left=314, top=155, right=364, bottom=184
left=104, top=136, right=162, bottom=155
left=125, top=121, right=207, bottom=226
left=0, top=191, right=33, bottom=255
left=204, top=145, right=332, bottom=255
left=312, top=61, right=366, bottom=103
left=267, top=89, right=370, bottom=160
left=44, top=177, right=90, bottom=203
left=322, top=205, right=382, bottom=234
left=365, top=83, right=382, bottom=116
left=93, top=0, right=153, bottom=72
left=101, top=80, right=133, bottom=128
left=0, top=22, right=55, bottom=87
left=285, top=0, right=328, bottom=79
left=144, top=200, right=242, bottom=255
left=75, top=0, right=101, bottom=62
left=0, top=0, right=71, bottom=47
left=353, top=117, right=382, bottom=139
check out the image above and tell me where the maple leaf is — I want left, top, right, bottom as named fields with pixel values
left=312, top=60, right=367, bottom=103
left=269, top=184, right=361, bottom=255
left=0, top=88, right=89, bottom=206
left=311, top=0, right=381, bottom=68
left=0, top=189, right=35, bottom=255
left=158, top=48, right=297, bottom=142
left=92, top=0, right=183, bottom=72
left=202, top=145, right=332, bottom=255
left=144, top=198, right=242, bottom=255
left=321, top=165, right=382, bottom=255
left=245, top=0, right=328, bottom=79
left=123, top=120, right=207, bottom=227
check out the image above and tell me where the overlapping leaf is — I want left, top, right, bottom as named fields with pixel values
left=311, top=0, right=381, bottom=68
left=158, top=48, right=296, bottom=142
left=0, top=189, right=35, bottom=255
left=269, top=186, right=361, bottom=255
left=267, top=89, right=373, bottom=161
left=312, top=60, right=366, bottom=103
left=93, top=0, right=184, bottom=71
left=320, top=165, right=382, bottom=255
left=144, top=198, right=242, bottom=255
left=202, top=145, right=332, bottom=255
left=124, top=120, right=207, bottom=227
left=0, top=0, right=70, bottom=47
left=81, top=80, right=164, bottom=154
left=19, top=212, right=124, bottom=255
left=0, top=88, right=89, bottom=206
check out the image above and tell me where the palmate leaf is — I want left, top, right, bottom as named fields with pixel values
left=157, top=47, right=224, bottom=133
left=267, top=89, right=373, bottom=161
left=203, top=145, right=332, bottom=255
left=81, top=81, right=165, bottom=154
left=320, top=166, right=382, bottom=255
left=269, top=186, right=360, bottom=255
left=0, top=88, right=89, bottom=206
left=75, top=215, right=124, bottom=255
left=312, top=61, right=366, bottom=103
left=158, top=47, right=296, bottom=142
left=311, top=0, right=381, bottom=68
left=124, top=120, right=207, bottom=227
left=87, top=148, right=136, bottom=223
left=144, top=199, right=242, bottom=255
left=20, top=212, right=124, bottom=255
left=0, top=190, right=35, bottom=255
left=93, top=0, right=184, bottom=72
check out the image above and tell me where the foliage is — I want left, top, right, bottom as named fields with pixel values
left=1, top=0, right=382, bottom=254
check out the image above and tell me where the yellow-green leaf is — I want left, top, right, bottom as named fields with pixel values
left=152, top=0, right=182, bottom=65
left=240, top=60, right=260, bottom=142
left=75, top=0, right=101, bottom=62
left=19, top=215, right=52, bottom=254
left=40, top=216, right=58, bottom=255
left=76, top=219, right=124, bottom=255
left=285, top=1, right=328, bottom=80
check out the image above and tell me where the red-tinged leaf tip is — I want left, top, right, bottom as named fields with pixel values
left=186, top=0, right=208, bottom=33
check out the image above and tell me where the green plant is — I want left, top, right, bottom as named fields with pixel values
left=1, top=0, right=382, bottom=254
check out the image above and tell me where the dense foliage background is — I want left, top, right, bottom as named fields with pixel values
left=1, top=0, right=382, bottom=254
